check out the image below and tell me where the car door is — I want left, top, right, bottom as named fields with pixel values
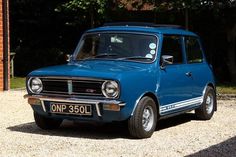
left=184, top=36, right=208, bottom=99
left=158, top=35, right=194, bottom=115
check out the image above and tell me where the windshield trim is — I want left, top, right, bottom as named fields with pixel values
left=72, top=31, right=159, bottom=64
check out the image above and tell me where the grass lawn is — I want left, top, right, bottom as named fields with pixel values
left=9, top=77, right=236, bottom=94
left=216, top=84, right=236, bottom=94
left=10, top=77, right=26, bottom=89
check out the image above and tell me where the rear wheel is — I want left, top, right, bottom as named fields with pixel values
left=128, top=96, right=157, bottom=139
left=34, top=112, right=62, bottom=129
left=195, top=86, right=216, bottom=120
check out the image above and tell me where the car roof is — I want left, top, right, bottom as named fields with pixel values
left=86, top=24, right=198, bottom=37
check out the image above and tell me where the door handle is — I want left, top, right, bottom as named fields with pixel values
left=185, top=72, right=192, bottom=77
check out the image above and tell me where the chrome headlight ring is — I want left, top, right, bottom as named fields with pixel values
left=27, top=77, right=43, bottom=94
left=102, top=81, right=119, bottom=98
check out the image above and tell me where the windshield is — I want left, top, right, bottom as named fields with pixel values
left=74, top=33, right=158, bottom=62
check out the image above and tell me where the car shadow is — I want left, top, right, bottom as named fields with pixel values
left=185, top=136, right=236, bottom=157
left=7, top=113, right=197, bottom=139
left=7, top=121, right=130, bottom=139
left=156, top=113, right=197, bottom=131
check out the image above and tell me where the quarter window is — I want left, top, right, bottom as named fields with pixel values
left=185, top=37, right=203, bottom=63
left=161, top=35, right=183, bottom=64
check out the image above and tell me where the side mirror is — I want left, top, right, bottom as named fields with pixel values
left=161, top=55, right=173, bottom=69
left=66, top=54, right=73, bottom=62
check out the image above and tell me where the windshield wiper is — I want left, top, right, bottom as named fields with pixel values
left=118, top=56, right=153, bottom=61
left=94, top=53, right=118, bottom=58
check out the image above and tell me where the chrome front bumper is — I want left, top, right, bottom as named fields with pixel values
left=24, top=94, right=126, bottom=117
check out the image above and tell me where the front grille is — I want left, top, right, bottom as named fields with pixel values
left=43, top=80, right=68, bottom=93
left=41, top=78, right=104, bottom=97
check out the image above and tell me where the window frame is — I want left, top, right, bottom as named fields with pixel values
left=72, top=31, right=159, bottom=64
left=160, top=34, right=186, bottom=66
left=184, top=36, right=205, bottom=64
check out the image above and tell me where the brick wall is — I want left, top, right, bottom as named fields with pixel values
left=0, top=0, right=3, bottom=90
left=0, top=0, right=9, bottom=91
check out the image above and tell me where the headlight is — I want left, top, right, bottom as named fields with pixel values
left=28, top=77, right=43, bottom=94
left=102, top=81, right=119, bottom=98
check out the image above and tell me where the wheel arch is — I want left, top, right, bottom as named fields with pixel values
left=207, top=82, right=216, bottom=90
left=131, top=92, right=160, bottom=117
left=204, top=82, right=217, bottom=111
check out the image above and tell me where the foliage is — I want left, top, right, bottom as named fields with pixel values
left=56, top=0, right=109, bottom=27
left=58, top=0, right=107, bottom=14
left=123, top=0, right=235, bottom=11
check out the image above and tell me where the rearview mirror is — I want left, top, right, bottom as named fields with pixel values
left=111, top=35, right=123, bottom=43
left=161, top=55, right=173, bottom=69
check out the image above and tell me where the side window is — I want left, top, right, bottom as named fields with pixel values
left=185, top=36, right=203, bottom=63
left=161, top=35, right=183, bottom=64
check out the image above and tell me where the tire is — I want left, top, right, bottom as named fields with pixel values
left=195, top=86, right=216, bottom=120
left=34, top=112, right=62, bottom=130
left=128, top=96, right=157, bottom=139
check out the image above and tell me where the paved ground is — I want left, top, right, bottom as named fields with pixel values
left=0, top=90, right=235, bottom=157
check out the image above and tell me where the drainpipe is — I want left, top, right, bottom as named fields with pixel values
left=3, top=0, right=9, bottom=90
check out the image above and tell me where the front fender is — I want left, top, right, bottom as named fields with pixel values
left=130, top=92, right=160, bottom=116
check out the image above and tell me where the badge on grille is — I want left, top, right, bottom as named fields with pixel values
left=86, top=89, right=96, bottom=93
left=68, top=80, right=73, bottom=95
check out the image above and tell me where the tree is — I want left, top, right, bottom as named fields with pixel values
left=56, top=0, right=108, bottom=28
left=118, top=0, right=234, bottom=28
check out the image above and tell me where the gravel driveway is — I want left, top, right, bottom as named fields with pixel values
left=0, top=90, right=235, bottom=157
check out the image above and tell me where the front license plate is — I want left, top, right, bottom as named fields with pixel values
left=50, top=103, right=92, bottom=116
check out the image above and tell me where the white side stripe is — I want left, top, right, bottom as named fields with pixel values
left=160, top=96, right=203, bottom=113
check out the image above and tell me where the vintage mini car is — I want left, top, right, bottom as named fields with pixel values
left=24, top=23, right=217, bottom=138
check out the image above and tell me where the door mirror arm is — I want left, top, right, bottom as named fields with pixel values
left=160, top=55, right=174, bottom=70
left=66, top=54, right=73, bottom=62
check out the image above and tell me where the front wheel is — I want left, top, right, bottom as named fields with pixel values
left=195, top=86, right=216, bottom=120
left=34, top=112, right=62, bottom=130
left=128, top=96, right=157, bottom=139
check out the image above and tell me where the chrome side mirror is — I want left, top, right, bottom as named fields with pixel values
left=161, top=55, right=173, bottom=69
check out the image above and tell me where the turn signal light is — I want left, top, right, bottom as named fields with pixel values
left=28, top=98, right=41, bottom=105
left=103, top=104, right=120, bottom=111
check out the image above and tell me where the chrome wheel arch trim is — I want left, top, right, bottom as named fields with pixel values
left=202, top=82, right=217, bottom=111
left=202, top=82, right=216, bottom=102
left=131, top=92, right=160, bottom=116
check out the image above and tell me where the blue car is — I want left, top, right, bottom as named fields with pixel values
left=24, top=23, right=217, bottom=138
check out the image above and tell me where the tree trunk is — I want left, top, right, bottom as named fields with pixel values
left=185, top=7, right=189, bottom=30
left=227, top=24, right=236, bottom=83
left=90, top=7, right=94, bottom=28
